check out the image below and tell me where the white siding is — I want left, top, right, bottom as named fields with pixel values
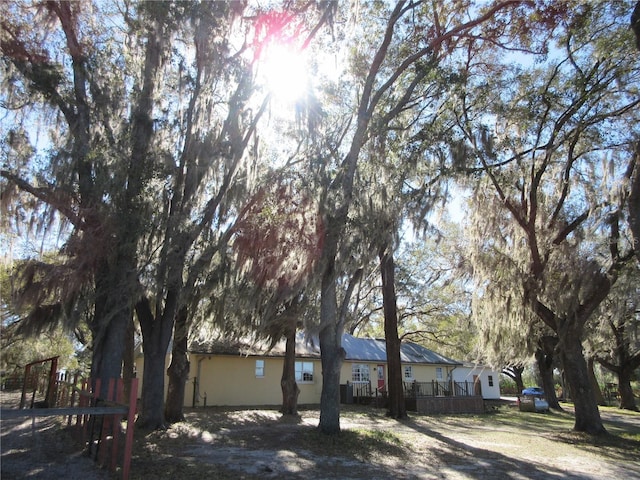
left=451, top=365, right=501, bottom=400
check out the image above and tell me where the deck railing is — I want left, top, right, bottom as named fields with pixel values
left=351, top=381, right=372, bottom=399
left=403, top=380, right=478, bottom=398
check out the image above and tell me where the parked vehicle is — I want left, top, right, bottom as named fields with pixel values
left=532, top=396, right=549, bottom=412
left=522, top=387, right=544, bottom=396
left=519, top=387, right=549, bottom=412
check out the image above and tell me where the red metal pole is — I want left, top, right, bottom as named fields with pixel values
left=110, top=379, right=125, bottom=473
left=121, top=378, right=138, bottom=480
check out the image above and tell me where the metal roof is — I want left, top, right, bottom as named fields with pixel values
left=190, top=332, right=460, bottom=366
left=343, top=334, right=461, bottom=365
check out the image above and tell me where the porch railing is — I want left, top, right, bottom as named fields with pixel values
left=403, top=380, right=478, bottom=398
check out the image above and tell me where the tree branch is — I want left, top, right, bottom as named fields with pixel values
left=0, top=170, right=82, bottom=228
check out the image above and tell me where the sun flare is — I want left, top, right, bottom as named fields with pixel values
left=258, top=42, right=309, bottom=103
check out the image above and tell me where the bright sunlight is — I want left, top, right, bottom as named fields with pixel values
left=258, top=42, right=309, bottom=103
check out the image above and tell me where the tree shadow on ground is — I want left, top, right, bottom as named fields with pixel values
left=550, top=429, right=640, bottom=464
left=119, top=404, right=640, bottom=480
left=401, top=418, right=597, bottom=480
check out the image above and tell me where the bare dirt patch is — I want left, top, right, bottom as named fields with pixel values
left=129, top=404, right=640, bottom=480
left=1, top=390, right=110, bottom=480
left=3, top=390, right=640, bottom=480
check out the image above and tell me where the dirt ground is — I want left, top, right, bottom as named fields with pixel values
left=0, top=390, right=110, bottom=479
left=2, top=389, right=640, bottom=479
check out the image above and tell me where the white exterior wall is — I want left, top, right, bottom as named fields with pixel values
left=451, top=365, right=501, bottom=400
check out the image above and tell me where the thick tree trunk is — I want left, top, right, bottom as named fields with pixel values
left=379, top=246, right=406, bottom=419
left=90, top=258, right=135, bottom=386
left=281, top=317, right=300, bottom=415
left=318, top=326, right=344, bottom=434
left=318, top=266, right=345, bottom=434
left=618, top=365, right=638, bottom=411
left=90, top=312, right=129, bottom=386
left=165, top=307, right=190, bottom=423
left=138, top=342, right=169, bottom=429
left=587, top=357, right=607, bottom=406
left=560, top=333, right=607, bottom=435
left=136, top=297, right=173, bottom=430
left=535, top=346, right=561, bottom=410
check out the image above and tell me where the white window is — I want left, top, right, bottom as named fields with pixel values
left=352, top=364, right=370, bottom=382
left=488, top=375, right=494, bottom=387
left=404, top=365, right=413, bottom=380
left=436, top=367, right=443, bottom=381
left=295, top=361, right=314, bottom=383
left=255, top=359, right=265, bottom=378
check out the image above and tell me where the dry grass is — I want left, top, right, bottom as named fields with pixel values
left=3, top=392, right=640, bottom=480
left=125, top=403, right=640, bottom=479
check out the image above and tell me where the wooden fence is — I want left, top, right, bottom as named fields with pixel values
left=2, top=371, right=138, bottom=480
left=409, top=395, right=485, bottom=414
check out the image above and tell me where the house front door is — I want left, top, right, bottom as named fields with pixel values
left=377, top=365, right=385, bottom=391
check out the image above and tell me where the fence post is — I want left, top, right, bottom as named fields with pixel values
left=192, top=377, right=197, bottom=408
left=45, top=357, right=58, bottom=407
left=110, top=379, right=125, bottom=473
left=122, top=377, right=138, bottom=480
left=96, top=378, right=114, bottom=468
left=80, top=378, right=89, bottom=442
left=86, top=378, right=102, bottom=452
left=19, top=364, right=31, bottom=409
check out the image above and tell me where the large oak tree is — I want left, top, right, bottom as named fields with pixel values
left=461, top=2, right=639, bottom=434
left=308, top=0, right=560, bottom=433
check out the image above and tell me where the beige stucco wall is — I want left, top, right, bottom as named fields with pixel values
left=134, top=352, right=458, bottom=407
left=410, top=364, right=457, bottom=383
left=190, top=354, right=323, bottom=407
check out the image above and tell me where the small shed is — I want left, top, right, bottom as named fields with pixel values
left=451, top=363, right=501, bottom=400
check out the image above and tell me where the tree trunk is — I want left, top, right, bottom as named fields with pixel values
left=281, top=316, right=300, bottom=415
left=628, top=141, right=640, bottom=265
left=90, top=312, right=129, bottom=386
left=535, top=347, right=561, bottom=410
left=136, top=297, right=173, bottom=430
left=587, top=357, right=606, bottom=406
left=618, top=365, right=638, bottom=411
left=318, top=325, right=344, bottom=434
left=595, top=312, right=640, bottom=411
left=560, top=332, right=607, bottom=435
left=503, top=365, right=525, bottom=394
left=379, top=246, right=406, bottom=419
left=536, top=336, right=562, bottom=409
left=318, top=265, right=345, bottom=434
left=138, top=342, right=168, bottom=429
left=90, top=259, right=135, bottom=386
left=165, top=307, right=190, bottom=423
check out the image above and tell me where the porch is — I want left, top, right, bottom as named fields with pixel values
left=404, top=380, right=484, bottom=414
left=340, top=380, right=484, bottom=414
